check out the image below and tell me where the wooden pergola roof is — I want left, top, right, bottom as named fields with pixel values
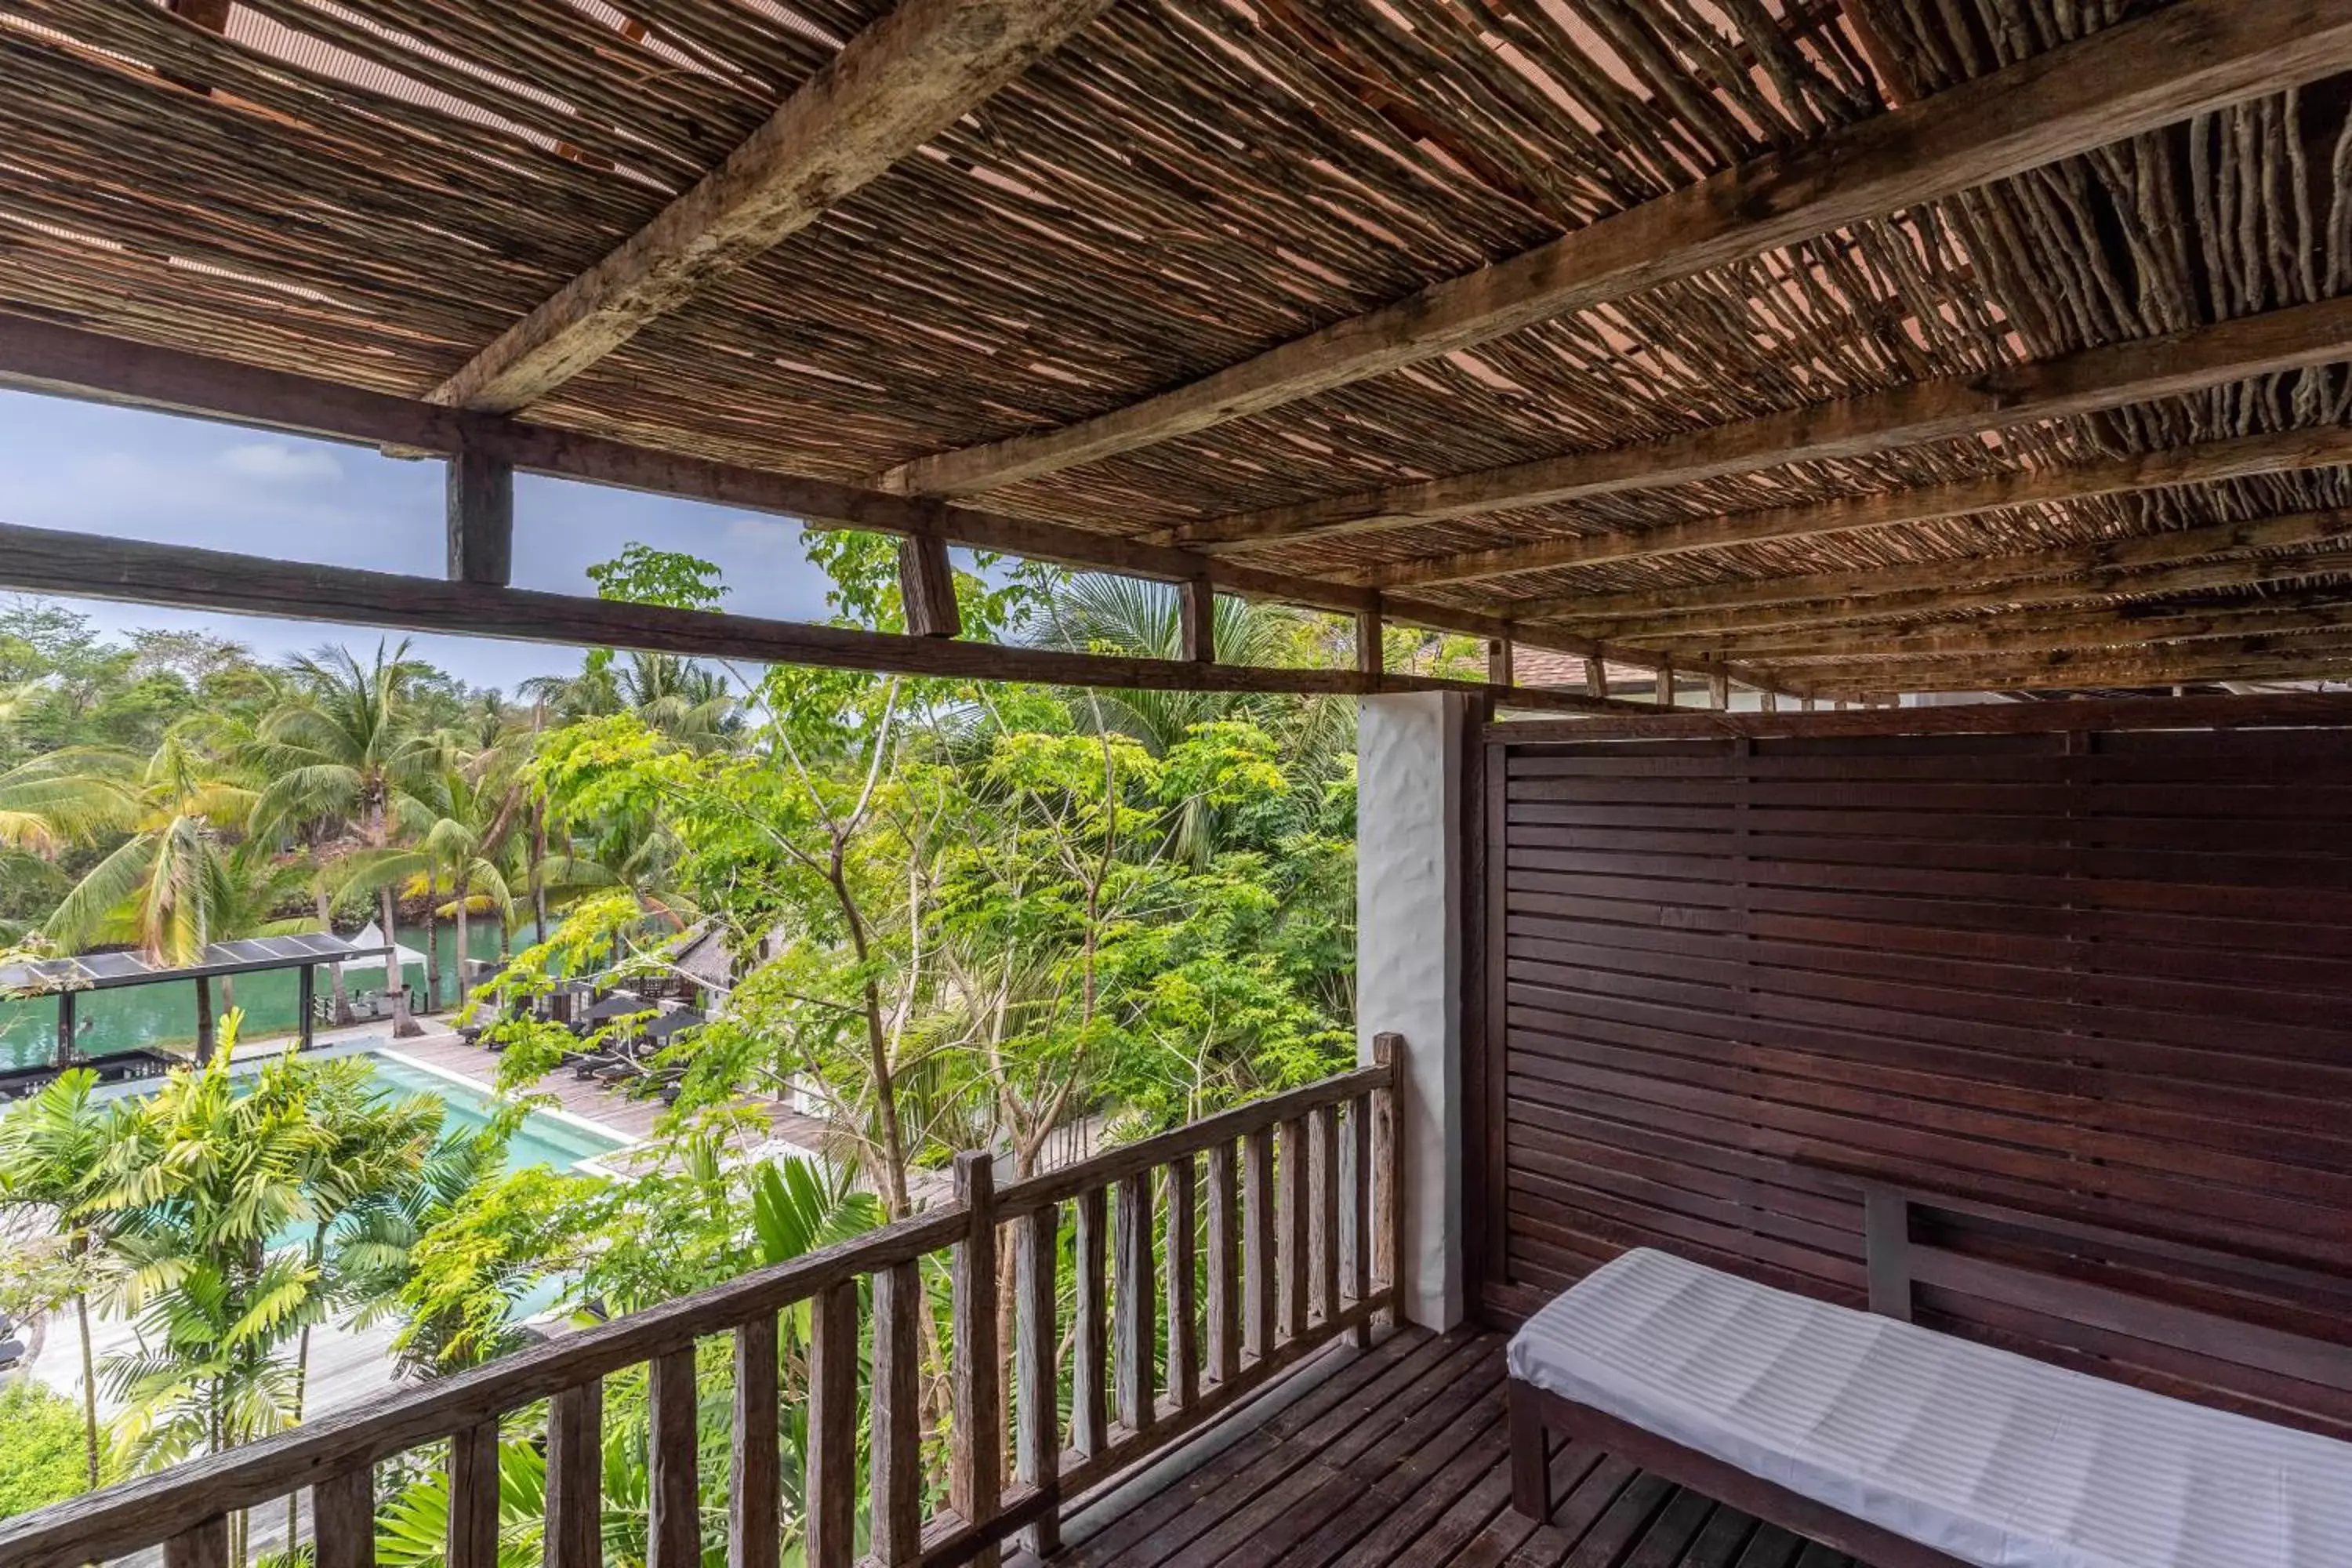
left=5, top=0, right=2352, bottom=702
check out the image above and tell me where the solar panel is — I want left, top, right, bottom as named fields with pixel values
left=1, top=931, right=385, bottom=996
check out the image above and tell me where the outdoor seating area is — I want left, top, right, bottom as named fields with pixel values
left=448, top=972, right=709, bottom=1103
left=5, top=0, right=2352, bottom=1564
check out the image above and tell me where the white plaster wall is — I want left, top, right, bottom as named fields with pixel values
left=1356, top=691, right=1466, bottom=1330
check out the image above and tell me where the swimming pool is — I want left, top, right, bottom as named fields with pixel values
left=365, top=1051, right=629, bottom=1175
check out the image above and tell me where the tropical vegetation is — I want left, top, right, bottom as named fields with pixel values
left=0, top=535, right=1482, bottom=1555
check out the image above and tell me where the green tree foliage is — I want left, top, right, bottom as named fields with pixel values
left=0, top=1381, right=104, bottom=1519
left=2, top=532, right=1381, bottom=1557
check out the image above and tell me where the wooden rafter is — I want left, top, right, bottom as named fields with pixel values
left=0, top=522, right=1647, bottom=716
left=0, top=317, right=1774, bottom=695
left=1616, top=544, right=2352, bottom=645
left=1723, top=596, right=2352, bottom=663
left=1528, top=509, right=2352, bottom=634
left=873, top=0, right=2352, bottom=499
left=1358, top=423, right=2352, bottom=591
left=429, top=0, right=1117, bottom=414
left=1786, top=632, right=2352, bottom=695
left=1170, top=295, right=2352, bottom=552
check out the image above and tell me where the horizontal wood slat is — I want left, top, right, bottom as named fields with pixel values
left=1486, top=724, right=2352, bottom=1436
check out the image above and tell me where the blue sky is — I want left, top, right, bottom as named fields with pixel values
left=1, top=388, right=846, bottom=691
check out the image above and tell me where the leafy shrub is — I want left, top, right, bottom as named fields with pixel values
left=0, top=1379, right=93, bottom=1519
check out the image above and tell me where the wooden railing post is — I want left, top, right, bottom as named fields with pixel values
left=1113, top=1171, right=1157, bottom=1432
left=162, top=1515, right=228, bottom=1568
left=546, top=1381, right=602, bottom=1568
left=952, top=1151, right=1002, bottom=1568
left=1242, top=1126, right=1274, bottom=1363
left=1276, top=1117, right=1307, bottom=1342
left=1346, top=1095, right=1372, bottom=1348
left=806, top=1281, right=859, bottom=1568
left=314, top=1465, right=374, bottom=1568
left=1204, top=1140, right=1240, bottom=1385
left=448, top=1422, right=499, bottom=1568
left=1073, top=1185, right=1109, bottom=1457
left=870, top=1261, right=924, bottom=1566
left=1310, top=1104, right=1339, bottom=1327
left=1016, top=1202, right=1062, bottom=1555
left=648, top=1348, right=700, bottom=1568
left=1373, top=1033, right=1406, bottom=1327
left=730, top=1316, right=781, bottom=1568
left=1166, top=1157, right=1198, bottom=1410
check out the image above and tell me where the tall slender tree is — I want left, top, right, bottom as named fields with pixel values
left=0, top=1069, right=117, bottom=1493
left=251, top=641, right=441, bottom=991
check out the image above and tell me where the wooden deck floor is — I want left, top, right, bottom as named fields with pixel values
left=1037, top=1327, right=1867, bottom=1568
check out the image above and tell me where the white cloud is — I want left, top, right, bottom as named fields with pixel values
left=219, top=442, right=343, bottom=483
left=724, top=514, right=797, bottom=545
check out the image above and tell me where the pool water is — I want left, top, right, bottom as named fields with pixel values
left=365, top=1052, right=626, bottom=1176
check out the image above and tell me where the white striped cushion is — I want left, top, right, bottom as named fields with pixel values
left=1508, top=1247, right=2352, bottom=1568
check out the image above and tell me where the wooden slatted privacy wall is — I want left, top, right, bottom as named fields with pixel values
left=1475, top=722, right=2352, bottom=1439
left=0, top=1051, right=1404, bottom=1568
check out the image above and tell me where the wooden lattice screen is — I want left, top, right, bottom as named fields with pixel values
left=1475, top=722, right=2352, bottom=1439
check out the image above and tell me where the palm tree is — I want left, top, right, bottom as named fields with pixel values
left=0, top=1069, right=118, bottom=1492
left=0, top=745, right=135, bottom=859
left=1026, top=575, right=1319, bottom=753
left=89, top=1015, right=447, bottom=1561
left=251, top=641, right=442, bottom=973
left=1024, top=575, right=1355, bottom=858
left=520, top=652, right=735, bottom=750
left=42, top=728, right=263, bottom=966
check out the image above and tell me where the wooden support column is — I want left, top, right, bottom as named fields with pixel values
left=1486, top=638, right=1512, bottom=688
left=1179, top=578, right=1216, bottom=664
left=1584, top=656, right=1607, bottom=699
left=1655, top=662, right=1675, bottom=709
left=1708, top=670, right=1731, bottom=710
left=445, top=452, right=515, bottom=588
left=1356, top=608, right=1384, bottom=677
left=897, top=535, right=960, bottom=639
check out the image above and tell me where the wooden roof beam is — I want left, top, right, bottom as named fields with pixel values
left=1170, top=295, right=2352, bottom=552
left=1602, top=543, right=2352, bottom=645
left=1788, top=633, right=2352, bottom=695
left=1542, top=508, right=2352, bottom=640
left=0, top=315, right=1791, bottom=696
left=874, top=0, right=2352, bottom=499
left=1356, top=421, right=2352, bottom=592
left=1547, top=508, right=2352, bottom=630
left=1715, top=595, right=2352, bottom=663
left=0, top=522, right=1650, bottom=716
left=429, top=0, right=1116, bottom=414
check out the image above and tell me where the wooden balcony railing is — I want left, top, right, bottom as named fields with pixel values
left=0, top=1037, right=1406, bottom=1568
